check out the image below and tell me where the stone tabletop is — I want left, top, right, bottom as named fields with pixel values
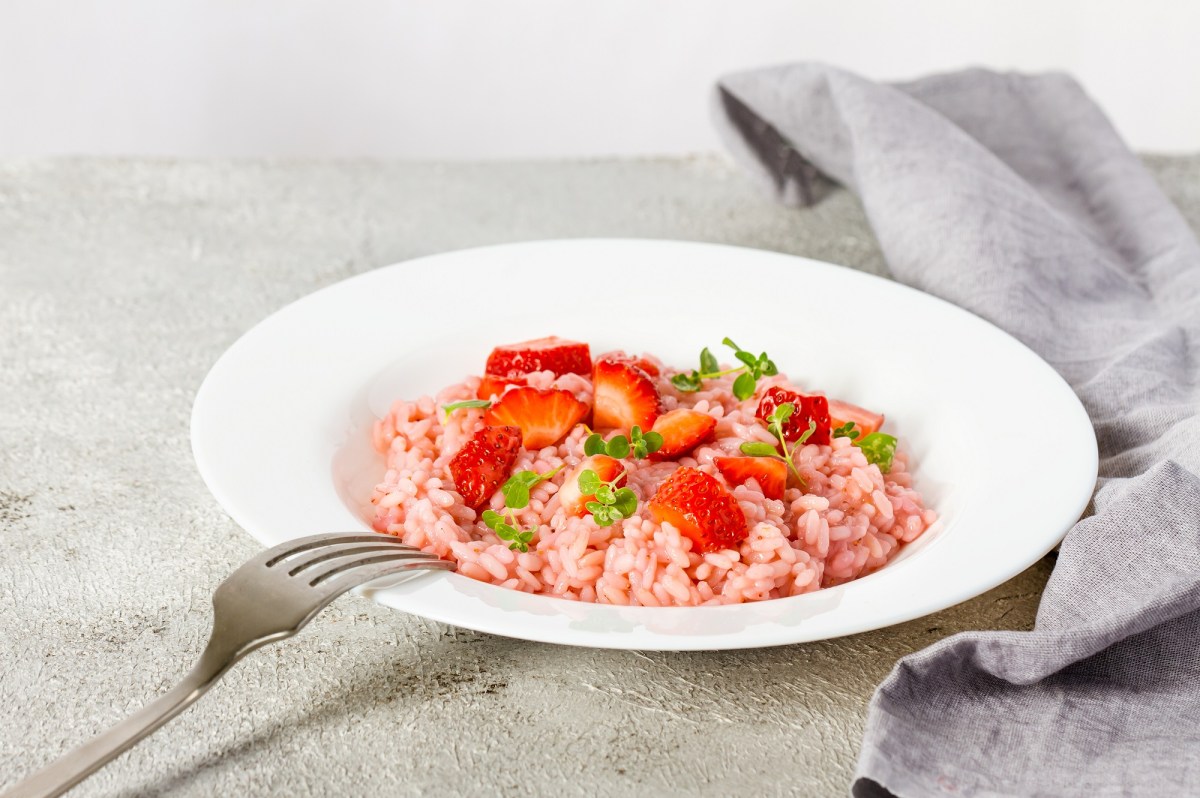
left=2, top=156, right=1197, bottom=797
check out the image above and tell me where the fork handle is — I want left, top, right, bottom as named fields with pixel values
left=2, top=640, right=239, bottom=798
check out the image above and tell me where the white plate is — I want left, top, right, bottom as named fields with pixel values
left=191, top=239, right=1096, bottom=650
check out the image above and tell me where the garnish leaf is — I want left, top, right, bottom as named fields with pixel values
left=583, top=433, right=607, bottom=456
left=734, top=350, right=757, bottom=368
left=606, top=435, right=630, bottom=459
left=794, top=419, right=817, bottom=446
left=578, top=469, right=603, bottom=494
left=740, top=441, right=780, bottom=457
left=481, top=509, right=505, bottom=528
left=594, top=484, right=616, bottom=504
left=700, top=347, right=719, bottom=374
left=442, top=399, right=491, bottom=417
left=858, top=432, right=898, bottom=473
left=671, top=372, right=703, bottom=392
left=732, top=371, right=757, bottom=400
left=832, top=421, right=860, bottom=440
left=643, top=431, right=664, bottom=454
left=612, top=487, right=638, bottom=516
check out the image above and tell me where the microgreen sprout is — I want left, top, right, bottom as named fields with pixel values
left=670, top=337, right=778, bottom=400
left=442, top=399, right=491, bottom=419
left=577, top=468, right=638, bottom=527
left=832, top=421, right=860, bottom=441
left=738, top=402, right=815, bottom=483
left=856, top=432, right=898, bottom=473
left=583, top=425, right=664, bottom=460
left=481, top=464, right=564, bottom=551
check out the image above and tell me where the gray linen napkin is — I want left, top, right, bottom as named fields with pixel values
left=713, top=64, right=1200, bottom=797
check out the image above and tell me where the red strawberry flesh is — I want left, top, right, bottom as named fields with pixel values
left=592, top=357, right=662, bottom=432
left=648, top=467, right=748, bottom=552
left=482, top=386, right=589, bottom=449
left=448, top=425, right=522, bottom=510
left=714, top=456, right=787, bottom=501
left=828, top=399, right=885, bottom=437
left=649, top=408, right=717, bottom=461
left=485, top=336, right=591, bottom=379
left=755, top=386, right=831, bottom=445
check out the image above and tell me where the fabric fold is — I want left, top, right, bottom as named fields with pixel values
left=714, top=64, right=1200, bottom=796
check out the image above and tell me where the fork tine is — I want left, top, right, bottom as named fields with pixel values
left=316, top=557, right=455, bottom=598
left=306, top=550, right=452, bottom=588
left=260, top=533, right=418, bottom=568
left=285, top=543, right=431, bottom=576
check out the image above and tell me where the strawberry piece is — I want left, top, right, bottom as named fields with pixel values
left=828, top=399, right=885, bottom=437
left=648, top=467, right=748, bottom=552
left=476, top=375, right=523, bottom=400
left=755, top=386, right=831, bottom=445
left=485, top=336, right=592, bottom=379
left=556, top=455, right=627, bottom=517
left=448, top=425, right=522, bottom=510
left=482, top=387, right=589, bottom=449
left=649, top=408, right=717, bottom=461
left=714, top=457, right=787, bottom=500
left=596, top=350, right=661, bottom=377
left=592, top=357, right=662, bottom=432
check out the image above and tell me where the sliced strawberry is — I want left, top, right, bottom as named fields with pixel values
left=485, top=336, right=592, bottom=379
left=596, top=350, right=661, bottom=377
left=556, top=455, right=627, bottom=517
left=756, top=386, right=831, bottom=445
left=448, top=425, right=522, bottom=510
left=714, top=457, right=787, bottom=500
left=476, top=375, right=523, bottom=400
left=828, top=399, right=885, bottom=437
left=649, top=408, right=717, bottom=461
left=592, top=357, right=661, bottom=432
left=482, top=387, right=589, bottom=449
left=648, top=467, right=748, bottom=552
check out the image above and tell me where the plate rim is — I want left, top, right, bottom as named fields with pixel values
left=191, top=237, right=1098, bottom=650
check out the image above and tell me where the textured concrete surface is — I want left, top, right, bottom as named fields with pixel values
left=1, top=156, right=1196, bottom=797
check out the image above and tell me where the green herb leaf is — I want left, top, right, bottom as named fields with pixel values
left=794, top=418, right=817, bottom=446
left=584, top=433, right=607, bottom=456
left=760, top=356, right=778, bottom=377
left=858, top=432, right=898, bottom=473
left=769, top=402, right=794, bottom=424
left=612, top=487, right=638, bottom=517
left=721, top=336, right=742, bottom=352
left=606, top=435, right=630, bottom=459
left=732, top=371, right=757, bottom=400
left=643, top=431, right=664, bottom=454
left=671, top=372, right=703, bottom=392
left=501, top=480, right=530, bottom=509
left=734, top=350, right=757, bottom=368
left=441, top=399, right=492, bottom=417
left=740, top=441, right=780, bottom=457
left=578, top=469, right=603, bottom=494
left=700, top=347, right=719, bottom=374
left=585, top=500, right=606, bottom=515
left=481, top=509, right=504, bottom=529
left=595, top=484, right=616, bottom=504
left=832, top=421, right=860, bottom=440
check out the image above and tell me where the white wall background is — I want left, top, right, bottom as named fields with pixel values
left=2, top=0, right=1198, bottom=158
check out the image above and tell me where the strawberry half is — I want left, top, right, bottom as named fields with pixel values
left=648, top=467, right=748, bottom=552
left=596, top=350, right=661, bottom=377
left=476, top=375, right=523, bottom=400
left=756, top=386, right=831, bottom=445
left=556, top=455, right=626, bottom=517
left=485, top=336, right=592, bottom=379
left=592, top=357, right=662, bottom=432
left=714, top=456, right=787, bottom=500
left=448, top=425, right=522, bottom=510
left=649, top=408, right=717, bottom=461
left=828, top=399, right=885, bottom=437
left=482, top=387, right=589, bottom=449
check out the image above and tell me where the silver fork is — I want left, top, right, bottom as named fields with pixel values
left=3, top=533, right=453, bottom=798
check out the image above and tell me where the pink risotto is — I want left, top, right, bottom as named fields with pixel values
left=370, top=336, right=935, bottom=606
